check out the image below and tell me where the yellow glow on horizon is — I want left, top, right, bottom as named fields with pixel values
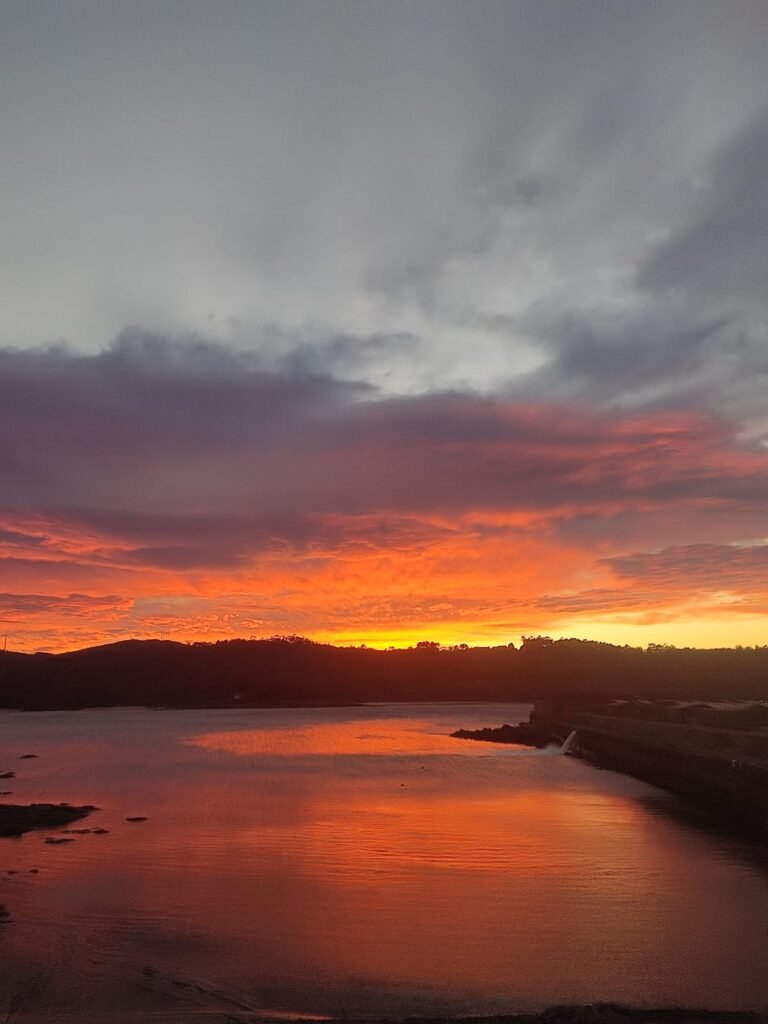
left=314, top=612, right=768, bottom=651
left=543, top=614, right=768, bottom=650
left=11, top=607, right=768, bottom=655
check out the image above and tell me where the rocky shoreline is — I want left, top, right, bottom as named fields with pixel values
left=451, top=721, right=555, bottom=746
left=0, top=802, right=96, bottom=837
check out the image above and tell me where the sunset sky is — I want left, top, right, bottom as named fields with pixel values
left=2, top=1, right=768, bottom=653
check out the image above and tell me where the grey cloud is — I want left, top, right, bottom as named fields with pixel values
left=504, top=101, right=768, bottom=420
left=533, top=543, right=768, bottom=618
left=2, top=328, right=362, bottom=438
left=639, top=107, right=768, bottom=304
left=121, top=545, right=248, bottom=571
left=66, top=508, right=457, bottom=574
left=0, top=2, right=766, bottom=417
left=0, top=557, right=147, bottom=591
left=603, top=543, right=768, bottom=592
left=274, top=332, right=421, bottom=383
left=510, top=312, right=732, bottom=408
left=82, top=508, right=330, bottom=570
left=0, top=526, right=45, bottom=547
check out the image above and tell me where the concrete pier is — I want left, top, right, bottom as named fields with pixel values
left=532, top=703, right=768, bottom=837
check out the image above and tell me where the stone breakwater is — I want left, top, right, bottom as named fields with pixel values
left=455, top=701, right=768, bottom=838
left=548, top=712, right=768, bottom=836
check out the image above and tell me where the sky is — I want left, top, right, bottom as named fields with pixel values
left=1, top=0, right=768, bottom=653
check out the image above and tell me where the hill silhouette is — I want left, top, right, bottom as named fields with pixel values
left=1, top=635, right=767, bottom=710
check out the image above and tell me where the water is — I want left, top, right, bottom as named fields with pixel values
left=1, top=703, right=768, bottom=1022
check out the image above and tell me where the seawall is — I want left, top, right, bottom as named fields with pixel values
left=534, top=708, right=768, bottom=837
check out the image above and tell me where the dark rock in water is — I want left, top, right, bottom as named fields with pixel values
left=125, top=816, right=148, bottom=822
left=0, top=772, right=15, bottom=779
left=0, top=904, right=11, bottom=923
left=28, top=868, right=39, bottom=874
left=43, top=837, right=74, bottom=845
left=451, top=721, right=555, bottom=747
left=0, top=792, right=12, bottom=796
left=60, top=826, right=109, bottom=835
left=18, top=754, right=38, bottom=759
left=0, top=803, right=96, bottom=837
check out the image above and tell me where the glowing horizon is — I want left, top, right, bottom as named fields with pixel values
left=7, top=605, right=768, bottom=658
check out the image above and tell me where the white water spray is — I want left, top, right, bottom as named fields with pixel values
left=559, top=730, right=577, bottom=754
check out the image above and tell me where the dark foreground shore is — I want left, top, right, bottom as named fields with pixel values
left=328, top=1010, right=766, bottom=1024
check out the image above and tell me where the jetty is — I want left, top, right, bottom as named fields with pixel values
left=458, top=699, right=768, bottom=837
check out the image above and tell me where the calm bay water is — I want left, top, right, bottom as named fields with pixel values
left=1, top=703, right=768, bottom=1022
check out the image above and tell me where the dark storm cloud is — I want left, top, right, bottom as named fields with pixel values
left=1, top=328, right=361, bottom=446
left=2, top=335, right=767, bottom=572
left=0, top=330, right=364, bottom=501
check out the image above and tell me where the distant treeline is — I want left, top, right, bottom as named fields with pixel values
left=1, top=635, right=767, bottom=710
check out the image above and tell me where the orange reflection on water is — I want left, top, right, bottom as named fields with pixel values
left=186, top=716, right=520, bottom=757
left=186, top=717, right=670, bottom=886
left=4, top=705, right=768, bottom=1021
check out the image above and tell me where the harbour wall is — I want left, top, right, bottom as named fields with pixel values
left=535, top=709, right=768, bottom=837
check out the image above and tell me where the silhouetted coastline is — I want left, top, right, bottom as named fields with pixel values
left=3, top=635, right=768, bottom=710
